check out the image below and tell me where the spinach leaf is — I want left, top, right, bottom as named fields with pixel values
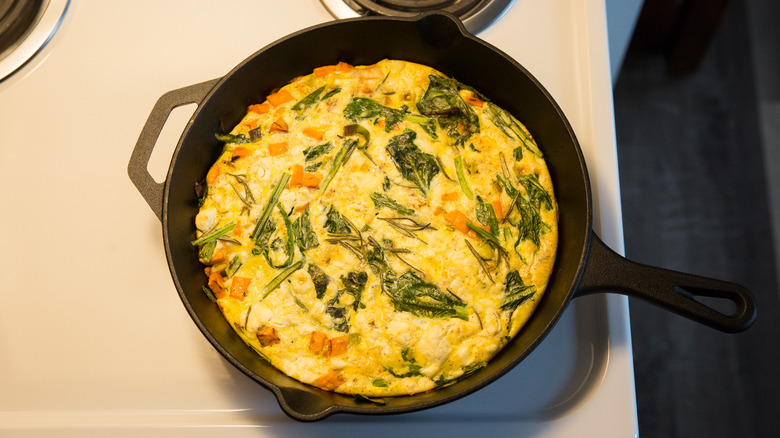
left=324, top=205, right=351, bottom=234
left=484, top=102, right=542, bottom=157
left=344, top=97, right=405, bottom=129
left=369, top=192, right=415, bottom=215
left=320, top=86, right=342, bottom=101
left=496, top=173, right=518, bottom=198
left=326, top=271, right=368, bottom=332
left=293, top=205, right=319, bottom=252
left=513, top=195, right=543, bottom=248
left=384, top=363, right=423, bottom=378
left=384, top=349, right=423, bottom=378
left=341, top=271, right=368, bottom=311
left=513, top=145, right=523, bottom=161
left=307, top=263, right=330, bottom=299
left=417, top=75, right=479, bottom=145
left=304, top=162, right=324, bottom=172
left=475, top=196, right=499, bottom=236
left=252, top=219, right=276, bottom=256
left=382, top=176, right=392, bottom=191
left=354, top=394, right=387, bottom=406
left=343, top=97, right=436, bottom=136
left=434, top=362, right=486, bottom=387
left=366, top=237, right=391, bottom=279
left=326, top=298, right=349, bottom=332
left=386, top=130, right=440, bottom=196
left=518, top=174, right=553, bottom=210
left=303, top=141, right=333, bottom=162
left=261, top=203, right=295, bottom=269
left=500, top=270, right=536, bottom=312
left=382, top=270, right=468, bottom=320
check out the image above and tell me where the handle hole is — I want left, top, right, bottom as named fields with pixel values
left=692, top=295, right=738, bottom=317
left=674, top=286, right=739, bottom=317
left=147, top=103, right=197, bottom=183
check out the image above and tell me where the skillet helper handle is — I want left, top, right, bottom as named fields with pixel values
left=128, top=79, right=220, bottom=221
left=577, top=234, right=757, bottom=333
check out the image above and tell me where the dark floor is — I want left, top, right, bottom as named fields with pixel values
left=613, top=0, right=780, bottom=437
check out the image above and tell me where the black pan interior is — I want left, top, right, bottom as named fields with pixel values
left=161, top=13, right=592, bottom=420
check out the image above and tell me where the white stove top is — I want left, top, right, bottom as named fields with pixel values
left=0, top=0, right=637, bottom=436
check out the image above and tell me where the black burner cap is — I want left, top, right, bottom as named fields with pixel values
left=0, top=0, right=43, bottom=58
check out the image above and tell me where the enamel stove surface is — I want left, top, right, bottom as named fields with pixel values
left=0, top=1, right=637, bottom=436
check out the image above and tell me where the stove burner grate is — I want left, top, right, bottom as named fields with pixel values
left=355, top=0, right=481, bottom=16
left=320, top=0, right=513, bottom=33
left=0, top=0, right=43, bottom=59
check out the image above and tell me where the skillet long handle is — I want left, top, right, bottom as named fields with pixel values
left=128, top=79, right=219, bottom=221
left=577, top=233, right=757, bottom=333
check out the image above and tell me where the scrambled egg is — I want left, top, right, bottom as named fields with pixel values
left=193, top=60, right=558, bottom=397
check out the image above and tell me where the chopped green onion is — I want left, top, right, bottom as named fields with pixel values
left=320, top=139, right=358, bottom=193
left=344, top=124, right=371, bottom=149
left=454, top=155, right=474, bottom=200
left=191, top=221, right=236, bottom=246
left=260, top=260, right=305, bottom=300
left=250, top=172, right=291, bottom=242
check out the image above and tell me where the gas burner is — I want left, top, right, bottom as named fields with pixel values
left=0, top=0, right=43, bottom=57
left=320, top=0, right=514, bottom=33
left=0, top=0, right=69, bottom=82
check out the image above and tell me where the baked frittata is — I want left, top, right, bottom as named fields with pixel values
left=193, top=60, right=558, bottom=397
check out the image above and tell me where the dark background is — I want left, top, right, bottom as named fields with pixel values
left=613, top=0, right=780, bottom=436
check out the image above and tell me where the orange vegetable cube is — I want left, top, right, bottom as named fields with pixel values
left=313, top=370, right=345, bottom=391
left=302, top=127, right=325, bottom=140
left=327, top=335, right=349, bottom=357
left=256, top=325, right=280, bottom=346
left=269, top=117, right=288, bottom=133
left=206, top=165, right=221, bottom=186
left=301, top=172, right=321, bottom=188
left=266, top=89, right=294, bottom=106
left=441, top=191, right=459, bottom=202
left=309, top=331, right=327, bottom=352
left=291, top=164, right=304, bottom=186
left=207, top=271, right=226, bottom=299
left=231, top=219, right=243, bottom=238
left=248, top=103, right=270, bottom=114
left=268, top=142, right=288, bottom=156
left=290, top=164, right=321, bottom=188
left=231, top=147, right=251, bottom=161
left=208, top=248, right=226, bottom=264
left=230, top=276, right=251, bottom=300
left=313, top=62, right=354, bottom=78
left=463, top=94, right=484, bottom=107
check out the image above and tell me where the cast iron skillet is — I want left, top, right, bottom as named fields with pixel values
left=128, top=12, right=756, bottom=421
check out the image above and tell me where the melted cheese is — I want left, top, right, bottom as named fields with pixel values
left=195, top=60, right=558, bottom=397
